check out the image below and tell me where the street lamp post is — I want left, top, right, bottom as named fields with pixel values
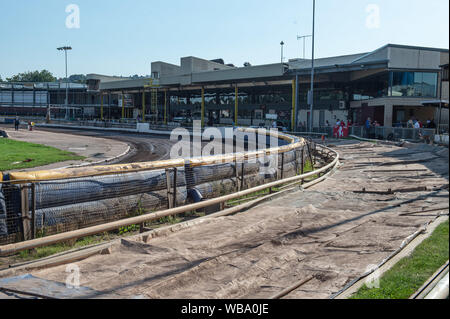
left=309, top=0, right=316, bottom=133
left=57, top=46, right=72, bottom=120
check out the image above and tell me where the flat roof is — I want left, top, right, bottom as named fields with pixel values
left=96, top=43, right=449, bottom=90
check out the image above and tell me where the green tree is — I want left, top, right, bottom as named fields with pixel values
left=68, top=74, right=87, bottom=84
left=6, top=70, right=57, bottom=83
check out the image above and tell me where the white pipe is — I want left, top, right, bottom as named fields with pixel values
left=425, top=272, right=449, bottom=299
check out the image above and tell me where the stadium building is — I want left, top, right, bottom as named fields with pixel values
left=1, top=44, right=448, bottom=130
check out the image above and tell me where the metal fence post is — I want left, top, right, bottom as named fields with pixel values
left=165, top=168, right=173, bottom=210
left=31, top=183, right=36, bottom=240
left=313, top=141, right=317, bottom=166
left=241, top=162, right=245, bottom=191
left=20, top=185, right=31, bottom=241
left=235, top=159, right=241, bottom=192
left=172, top=167, right=177, bottom=209
left=306, top=140, right=314, bottom=171
left=301, top=147, right=304, bottom=175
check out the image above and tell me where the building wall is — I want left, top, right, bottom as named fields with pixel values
left=442, top=81, right=449, bottom=101
left=388, top=47, right=442, bottom=70
left=151, top=62, right=181, bottom=78
left=435, top=108, right=448, bottom=125
left=180, top=57, right=233, bottom=75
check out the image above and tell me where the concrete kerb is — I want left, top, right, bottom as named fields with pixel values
left=36, top=123, right=173, bottom=137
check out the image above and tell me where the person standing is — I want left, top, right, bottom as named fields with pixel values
left=365, top=117, right=372, bottom=138
left=407, top=119, right=412, bottom=128
left=14, top=117, right=20, bottom=131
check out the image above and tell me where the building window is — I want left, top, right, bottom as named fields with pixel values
left=390, top=71, right=438, bottom=98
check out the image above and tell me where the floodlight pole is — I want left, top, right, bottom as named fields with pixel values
left=57, top=46, right=72, bottom=120
left=309, top=0, right=316, bottom=133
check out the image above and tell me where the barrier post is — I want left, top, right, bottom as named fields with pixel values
left=241, top=162, right=245, bottom=191
left=166, top=168, right=173, bottom=210
left=301, top=147, right=304, bottom=175
left=20, top=185, right=31, bottom=241
left=31, top=183, right=36, bottom=240
left=280, top=152, right=285, bottom=180
left=235, top=159, right=240, bottom=192
left=313, top=141, right=317, bottom=166
left=173, top=167, right=177, bottom=208
left=306, top=140, right=314, bottom=171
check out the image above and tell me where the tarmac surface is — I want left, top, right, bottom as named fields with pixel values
left=1, top=139, right=448, bottom=299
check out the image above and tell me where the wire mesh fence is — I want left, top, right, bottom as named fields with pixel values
left=0, top=134, right=334, bottom=247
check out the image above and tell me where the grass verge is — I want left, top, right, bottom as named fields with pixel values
left=350, top=220, right=449, bottom=299
left=0, top=139, right=84, bottom=171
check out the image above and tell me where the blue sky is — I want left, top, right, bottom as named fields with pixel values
left=0, top=0, right=448, bottom=79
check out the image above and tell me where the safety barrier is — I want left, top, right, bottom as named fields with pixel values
left=295, top=126, right=438, bottom=141
left=0, top=128, right=337, bottom=248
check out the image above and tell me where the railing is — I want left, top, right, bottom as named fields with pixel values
left=0, top=128, right=339, bottom=253
left=348, top=126, right=437, bottom=141
left=292, top=126, right=440, bottom=142
left=44, top=119, right=137, bottom=130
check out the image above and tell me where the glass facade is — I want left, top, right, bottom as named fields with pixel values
left=351, top=72, right=390, bottom=101
left=390, top=72, right=438, bottom=98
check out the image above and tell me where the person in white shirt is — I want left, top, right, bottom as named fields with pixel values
left=414, top=121, right=421, bottom=129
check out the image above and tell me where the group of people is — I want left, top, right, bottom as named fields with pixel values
left=12, top=117, right=35, bottom=131
left=406, top=118, right=436, bottom=129
left=333, top=119, right=353, bottom=128
left=364, top=118, right=383, bottom=130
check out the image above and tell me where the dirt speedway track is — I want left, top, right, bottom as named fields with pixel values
left=36, top=127, right=251, bottom=164
left=36, top=127, right=177, bottom=164
left=1, top=140, right=448, bottom=299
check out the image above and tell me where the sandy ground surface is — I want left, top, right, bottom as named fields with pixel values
left=1, top=125, right=130, bottom=171
left=0, top=140, right=448, bottom=299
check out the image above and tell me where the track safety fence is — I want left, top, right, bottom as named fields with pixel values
left=0, top=128, right=339, bottom=252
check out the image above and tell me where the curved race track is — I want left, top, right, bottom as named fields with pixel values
left=37, top=127, right=177, bottom=164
